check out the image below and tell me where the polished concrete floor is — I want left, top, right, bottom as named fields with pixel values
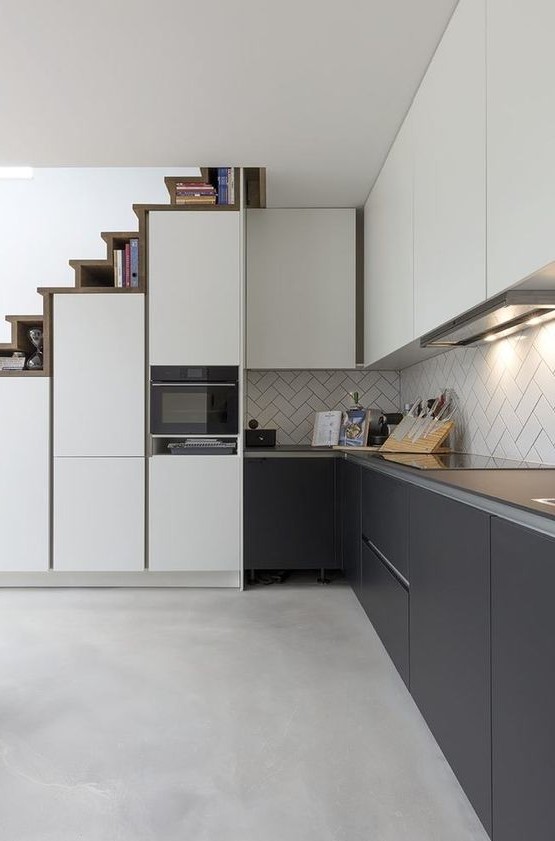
left=0, top=582, right=489, bottom=841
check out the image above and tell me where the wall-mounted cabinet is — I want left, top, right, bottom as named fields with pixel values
left=487, top=0, right=555, bottom=296
left=364, top=114, right=414, bottom=365
left=363, top=0, right=488, bottom=365
left=149, top=211, right=241, bottom=366
left=0, top=378, right=49, bottom=571
left=53, top=293, right=145, bottom=458
left=247, top=209, right=356, bottom=369
left=413, top=0, right=486, bottom=336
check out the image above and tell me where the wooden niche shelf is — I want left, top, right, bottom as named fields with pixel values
left=164, top=167, right=241, bottom=210
left=244, top=167, right=267, bottom=208
left=0, top=311, right=50, bottom=377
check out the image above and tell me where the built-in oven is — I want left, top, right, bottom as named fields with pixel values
left=150, top=366, right=239, bottom=436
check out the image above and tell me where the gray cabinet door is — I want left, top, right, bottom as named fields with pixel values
left=340, top=458, right=362, bottom=594
left=360, top=540, right=409, bottom=685
left=244, top=457, right=335, bottom=570
left=361, top=469, right=409, bottom=579
left=410, top=488, right=491, bottom=836
left=491, top=518, right=555, bottom=841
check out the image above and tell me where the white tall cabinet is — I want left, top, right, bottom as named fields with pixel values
left=149, top=212, right=241, bottom=366
left=364, top=114, right=414, bottom=365
left=53, top=294, right=144, bottom=458
left=487, top=0, right=555, bottom=296
left=412, top=0, right=486, bottom=336
left=0, top=378, right=49, bottom=572
left=149, top=456, right=240, bottom=576
left=147, top=209, right=244, bottom=585
left=247, top=209, right=356, bottom=369
left=52, top=293, right=145, bottom=572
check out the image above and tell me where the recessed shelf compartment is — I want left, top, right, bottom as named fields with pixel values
left=151, top=436, right=238, bottom=456
left=0, top=312, right=49, bottom=376
left=164, top=168, right=241, bottom=210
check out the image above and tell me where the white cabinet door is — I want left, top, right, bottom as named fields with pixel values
left=53, top=457, right=144, bottom=571
left=0, top=378, right=49, bottom=571
left=247, top=209, right=356, bottom=369
left=413, top=0, right=486, bottom=336
left=149, top=455, right=240, bottom=572
left=364, top=114, right=414, bottom=365
left=53, top=294, right=144, bottom=457
left=487, top=0, right=555, bottom=295
left=149, top=212, right=241, bottom=366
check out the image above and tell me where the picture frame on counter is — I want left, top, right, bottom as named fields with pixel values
left=338, top=406, right=370, bottom=448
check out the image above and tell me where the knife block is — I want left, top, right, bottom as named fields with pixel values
left=379, top=420, right=454, bottom=454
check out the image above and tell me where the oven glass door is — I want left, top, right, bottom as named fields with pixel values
left=151, top=383, right=238, bottom=435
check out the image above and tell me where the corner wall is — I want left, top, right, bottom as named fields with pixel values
left=400, top=321, right=555, bottom=463
left=246, top=369, right=400, bottom=445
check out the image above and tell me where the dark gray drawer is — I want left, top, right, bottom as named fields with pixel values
left=361, top=469, right=409, bottom=579
left=360, top=538, right=409, bottom=686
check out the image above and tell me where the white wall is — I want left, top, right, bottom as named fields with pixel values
left=0, top=167, right=198, bottom=341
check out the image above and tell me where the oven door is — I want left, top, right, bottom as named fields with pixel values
left=150, top=382, right=238, bottom=435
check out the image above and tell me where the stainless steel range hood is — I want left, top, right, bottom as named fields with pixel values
left=420, top=290, right=555, bottom=348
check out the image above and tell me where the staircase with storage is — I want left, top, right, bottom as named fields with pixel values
left=0, top=167, right=265, bottom=580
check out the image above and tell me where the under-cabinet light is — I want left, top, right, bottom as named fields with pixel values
left=0, top=167, right=34, bottom=179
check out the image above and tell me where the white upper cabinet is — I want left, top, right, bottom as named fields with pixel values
left=487, top=0, right=555, bottom=295
left=149, top=211, right=241, bottom=366
left=0, top=378, right=49, bottom=571
left=413, top=0, right=486, bottom=336
left=53, top=294, right=145, bottom=458
left=247, top=209, right=356, bottom=369
left=364, top=113, right=414, bottom=365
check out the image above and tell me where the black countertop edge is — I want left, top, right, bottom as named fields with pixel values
left=344, top=452, right=555, bottom=538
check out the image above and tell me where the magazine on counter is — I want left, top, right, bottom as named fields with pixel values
left=312, top=411, right=342, bottom=446
left=338, top=407, right=370, bottom=447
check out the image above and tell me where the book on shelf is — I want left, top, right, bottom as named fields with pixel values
left=114, top=249, right=123, bottom=287
left=124, top=242, right=131, bottom=288
left=175, top=195, right=217, bottom=205
left=0, top=355, right=26, bottom=371
left=130, top=238, right=139, bottom=288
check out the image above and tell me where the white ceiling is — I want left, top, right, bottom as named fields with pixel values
left=0, top=0, right=458, bottom=206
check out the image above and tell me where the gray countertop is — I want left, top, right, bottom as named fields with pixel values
left=244, top=444, right=555, bottom=537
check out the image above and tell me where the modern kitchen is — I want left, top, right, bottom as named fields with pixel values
left=1, top=0, right=555, bottom=838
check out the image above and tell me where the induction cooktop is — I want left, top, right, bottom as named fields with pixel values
left=376, top=452, right=554, bottom=470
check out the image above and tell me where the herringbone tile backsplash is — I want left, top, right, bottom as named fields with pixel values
left=400, top=321, right=555, bottom=464
left=246, top=322, right=555, bottom=461
left=246, top=370, right=400, bottom=445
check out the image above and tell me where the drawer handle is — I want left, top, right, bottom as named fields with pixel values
left=361, top=534, right=409, bottom=591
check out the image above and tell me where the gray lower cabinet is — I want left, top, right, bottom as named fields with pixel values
left=361, top=468, right=409, bottom=578
left=491, top=518, right=555, bottom=841
left=360, top=538, right=409, bottom=684
left=339, top=458, right=362, bottom=594
left=410, top=488, right=492, bottom=836
left=244, top=456, right=336, bottom=570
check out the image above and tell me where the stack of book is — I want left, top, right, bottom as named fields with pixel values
left=175, top=181, right=217, bottom=206
left=215, top=167, right=235, bottom=205
left=113, top=238, right=139, bottom=288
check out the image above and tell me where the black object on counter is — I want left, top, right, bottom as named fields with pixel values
left=245, top=428, right=276, bottom=448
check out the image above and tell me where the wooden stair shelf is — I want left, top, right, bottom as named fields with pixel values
left=0, top=309, right=51, bottom=376
left=0, top=166, right=265, bottom=380
left=163, top=168, right=241, bottom=210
